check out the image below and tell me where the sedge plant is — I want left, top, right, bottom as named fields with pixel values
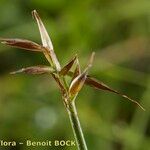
left=0, top=10, right=145, bottom=150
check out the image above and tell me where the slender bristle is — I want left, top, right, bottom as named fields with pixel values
left=10, top=69, right=24, bottom=75
left=122, top=95, right=145, bottom=111
left=87, top=52, right=95, bottom=68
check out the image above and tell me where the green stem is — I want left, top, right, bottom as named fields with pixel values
left=67, top=101, right=88, bottom=150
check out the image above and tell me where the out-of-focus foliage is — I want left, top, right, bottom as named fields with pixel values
left=0, top=0, right=149, bottom=150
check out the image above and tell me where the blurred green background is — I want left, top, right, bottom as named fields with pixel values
left=0, top=0, right=150, bottom=150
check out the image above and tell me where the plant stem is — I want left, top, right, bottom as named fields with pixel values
left=67, top=101, right=88, bottom=150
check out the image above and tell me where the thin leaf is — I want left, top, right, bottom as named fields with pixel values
left=59, top=55, right=77, bottom=76
left=32, top=10, right=61, bottom=71
left=0, top=38, right=43, bottom=52
left=10, top=66, right=54, bottom=75
left=85, top=77, right=145, bottom=111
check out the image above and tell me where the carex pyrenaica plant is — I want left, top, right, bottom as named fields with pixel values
left=0, top=10, right=145, bottom=150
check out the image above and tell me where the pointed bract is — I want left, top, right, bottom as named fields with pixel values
left=59, top=55, right=77, bottom=76
left=85, top=77, right=145, bottom=111
left=52, top=74, right=66, bottom=95
left=32, top=10, right=53, bottom=50
left=69, top=72, right=87, bottom=97
left=32, top=10, right=61, bottom=71
left=71, top=56, right=81, bottom=81
left=10, top=66, right=54, bottom=75
left=82, top=52, right=95, bottom=74
left=69, top=52, right=95, bottom=97
left=0, top=38, right=43, bottom=52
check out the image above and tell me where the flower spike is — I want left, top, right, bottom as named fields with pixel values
left=32, top=10, right=61, bottom=71
left=69, top=52, right=95, bottom=98
left=0, top=38, right=43, bottom=52
left=10, top=66, right=54, bottom=75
